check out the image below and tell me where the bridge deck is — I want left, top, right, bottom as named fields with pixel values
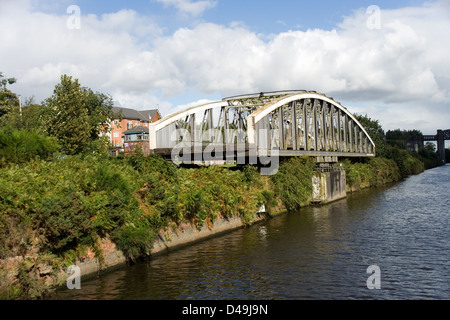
left=152, top=143, right=375, bottom=159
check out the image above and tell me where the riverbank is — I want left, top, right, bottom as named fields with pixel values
left=51, top=164, right=450, bottom=300
left=0, top=153, right=440, bottom=299
left=0, top=153, right=282, bottom=299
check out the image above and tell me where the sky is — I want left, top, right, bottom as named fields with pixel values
left=1, top=0, right=449, bottom=136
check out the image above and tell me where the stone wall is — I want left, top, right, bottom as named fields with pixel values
left=1, top=213, right=266, bottom=298
left=71, top=215, right=265, bottom=281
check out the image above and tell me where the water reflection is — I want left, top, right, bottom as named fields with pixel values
left=52, top=165, right=450, bottom=300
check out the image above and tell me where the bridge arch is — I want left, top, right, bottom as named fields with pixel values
left=149, top=90, right=376, bottom=161
left=247, top=92, right=376, bottom=157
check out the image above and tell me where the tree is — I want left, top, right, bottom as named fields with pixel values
left=385, top=129, right=423, bottom=149
left=424, top=142, right=436, bottom=153
left=0, top=72, right=19, bottom=119
left=43, top=75, right=115, bottom=155
left=0, top=72, right=16, bottom=89
left=354, top=114, right=387, bottom=158
left=43, top=75, right=91, bottom=155
left=20, top=102, right=46, bottom=132
left=1, top=96, right=47, bottom=132
left=83, top=88, right=114, bottom=141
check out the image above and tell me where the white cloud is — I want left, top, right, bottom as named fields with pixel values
left=155, top=0, right=217, bottom=17
left=1, top=0, right=449, bottom=133
left=0, top=0, right=163, bottom=107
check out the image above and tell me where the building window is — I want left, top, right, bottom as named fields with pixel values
left=113, top=132, right=119, bottom=138
left=127, top=121, right=132, bottom=129
left=113, top=120, right=119, bottom=126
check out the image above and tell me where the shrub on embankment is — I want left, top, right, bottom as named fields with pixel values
left=270, top=157, right=315, bottom=211
left=0, top=154, right=288, bottom=299
left=0, top=129, right=59, bottom=165
left=342, top=150, right=427, bottom=192
left=0, top=155, right=157, bottom=298
left=343, top=157, right=401, bottom=192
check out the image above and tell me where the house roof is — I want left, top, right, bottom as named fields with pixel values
left=123, top=125, right=149, bottom=135
left=139, top=109, right=160, bottom=121
left=112, top=107, right=160, bottom=122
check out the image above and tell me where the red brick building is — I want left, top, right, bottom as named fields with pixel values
left=106, top=107, right=161, bottom=155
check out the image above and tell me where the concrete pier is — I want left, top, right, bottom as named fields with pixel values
left=312, top=169, right=347, bottom=204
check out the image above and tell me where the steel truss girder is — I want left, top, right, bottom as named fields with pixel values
left=247, top=92, right=375, bottom=156
left=149, top=91, right=376, bottom=159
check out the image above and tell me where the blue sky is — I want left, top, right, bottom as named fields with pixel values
left=34, top=0, right=427, bottom=33
left=2, top=0, right=450, bottom=134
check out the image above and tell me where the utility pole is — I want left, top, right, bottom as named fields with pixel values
left=18, top=94, right=22, bottom=121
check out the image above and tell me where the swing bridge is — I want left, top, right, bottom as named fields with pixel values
left=148, top=90, right=376, bottom=167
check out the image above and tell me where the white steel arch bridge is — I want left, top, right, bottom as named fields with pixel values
left=149, top=90, right=375, bottom=165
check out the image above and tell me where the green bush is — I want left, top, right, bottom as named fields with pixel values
left=0, top=129, right=59, bottom=165
left=368, top=157, right=401, bottom=186
left=270, top=157, right=314, bottom=211
left=418, top=147, right=442, bottom=169
left=0, top=156, right=150, bottom=261
left=381, top=144, right=425, bottom=178
left=343, top=156, right=404, bottom=191
left=110, top=207, right=156, bottom=261
left=177, top=166, right=238, bottom=228
left=33, top=190, right=92, bottom=252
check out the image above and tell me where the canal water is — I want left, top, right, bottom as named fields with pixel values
left=51, top=164, right=450, bottom=300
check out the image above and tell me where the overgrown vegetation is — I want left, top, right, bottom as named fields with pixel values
left=354, top=114, right=442, bottom=179
left=270, top=157, right=315, bottom=211
left=0, top=129, right=59, bottom=165
left=342, top=114, right=443, bottom=192
left=0, top=154, right=285, bottom=299
left=343, top=157, right=402, bottom=191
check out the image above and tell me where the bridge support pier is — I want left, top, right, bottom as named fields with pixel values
left=316, top=156, right=338, bottom=163
left=312, top=168, right=347, bottom=204
left=407, top=129, right=449, bottom=164
left=437, top=130, right=446, bottom=163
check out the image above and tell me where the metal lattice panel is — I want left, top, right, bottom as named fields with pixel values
left=149, top=91, right=376, bottom=161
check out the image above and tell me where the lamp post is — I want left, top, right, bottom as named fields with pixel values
left=18, top=94, right=22, bottom=121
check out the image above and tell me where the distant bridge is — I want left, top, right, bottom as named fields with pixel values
left=407, top=129, right=450, bottom=163
left=149, top=90, right=375, bottom=165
